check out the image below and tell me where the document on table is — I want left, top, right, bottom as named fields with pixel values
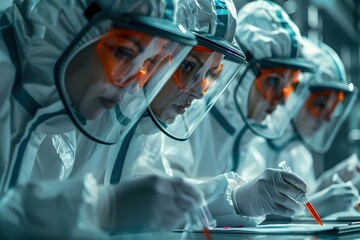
left=293, top=211, right=360, bottom=222
left=208, top=223, right=360, bottom=235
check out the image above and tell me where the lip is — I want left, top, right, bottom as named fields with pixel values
left=183, top=103, right=191, bottom=108
left=266, top=105, right=277, bottom=114
left=266, top=108, right=275, bottom=114
left=100, top=97, right=117, bottom=109
left=175, top=105, right=186, bottom=114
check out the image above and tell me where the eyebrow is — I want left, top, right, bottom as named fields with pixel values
left=189, top=52, right=204, bottom=66
left=122, top=35, right=145, bottom=53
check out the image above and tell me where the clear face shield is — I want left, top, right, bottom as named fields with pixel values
left=234, top=58, right=316, bottom=139
left=293, top=82, right=359, bottom=153
left=148, top=34, right=246, bottom=140
left=55, top=13, right=197, bottom=144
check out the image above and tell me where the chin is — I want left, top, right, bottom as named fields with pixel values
left=252, top=112, right=267, bottom=122
left=79, top=109, right=103, bottom=120
left=159, top=110, right=177, bottom=125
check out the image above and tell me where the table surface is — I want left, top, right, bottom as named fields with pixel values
left=113, top=231, right=360, bottom=240
left=113, top=218, right=360, bottom=240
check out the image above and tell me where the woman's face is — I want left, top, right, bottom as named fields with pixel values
left=64, top=30, right=159, bottom=120
left=247, top=68, right=299, bottom=121
left=295, top=90, right=343, bottom=136
left=247, top=83, right=273, bottom=121
left=150, top=50, right=223, bottom=124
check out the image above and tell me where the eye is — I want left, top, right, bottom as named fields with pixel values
left=113, top=47, right=134, bottom=60
left=180, top=60, right=196, bottom=73
left=266, top=76, right=280, bottom=87
left=313, top=97, right=327, bottom=109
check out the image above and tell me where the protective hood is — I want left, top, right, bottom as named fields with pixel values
left=292, top=38, right=358, bottom=153
left=148, top=0, right=247, bottom=140
left=5, top=0, right=199, bottom=144
left=215, top=0, right=315, bottom=139
left=5, top=0, right=175, bottom=110
left=177, top=0, right=237, bottom=42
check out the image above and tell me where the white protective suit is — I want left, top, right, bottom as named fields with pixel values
left=0, top=0, right=202, bottom=237
left=238, top=39, right=359, bottom=217
left=121, top=1, right=310, bottom=227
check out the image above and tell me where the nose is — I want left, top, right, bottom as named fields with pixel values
left=278, top=96, right=286, bottom=105
left=272, top=88, right=288, bottom=105
left=323, top=112, right=332, bottom=122
left=191, top=78, right=208, bottom=99
left=193, top=90, right=204, bottom=99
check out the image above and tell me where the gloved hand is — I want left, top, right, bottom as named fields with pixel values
left=97, top=175, right=202, bottom=233
left=316, top=154, right=359, bottom=191
left=309, top=182, right=358, bottom=217
left=351, top=175, right=360, bottom=193
left=233, top=169, right=309, bottom=217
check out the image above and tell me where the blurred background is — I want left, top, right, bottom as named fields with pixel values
left=1, top=0, right=359, bottom=177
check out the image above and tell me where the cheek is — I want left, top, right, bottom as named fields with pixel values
left=249, top=84, right=268, bottom=110
left=297, top=109, right=317, bottom=135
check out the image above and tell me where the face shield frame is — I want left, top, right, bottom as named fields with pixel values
left=147, top=33, right=247, bottom=141
left=234, top=57, right=317, bottom=139
left=54, top=11, right=197, bottom=144
left=291, top=82, right=359, bottom=154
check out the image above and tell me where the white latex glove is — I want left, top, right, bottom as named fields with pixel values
left=309, top=182, right=358, bottom=217
left=98, top=175, right=202, bottom=233
left=351, top=175, right=360, bottom=193
left=316, top=154, right=359, bottom=192
left=233, top=169, right=309, bottom=217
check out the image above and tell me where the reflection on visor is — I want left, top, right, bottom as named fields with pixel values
left=97, top=29, right=171, bottom=87
left=305, top=90, right=344, bottom=120
left=172, top=46, right=224, bottom=95
left=255, top=68, right=300, bottom=104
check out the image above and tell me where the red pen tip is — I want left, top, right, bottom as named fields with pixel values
left=305, top=202, right=323, bottom=226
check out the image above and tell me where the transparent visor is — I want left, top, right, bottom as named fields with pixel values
left=56, top=20, right=193, bottom=144
left=234, top=60, right=314, bottom=139
left=149, top=45, right=246, bottom=140
left=293, top=85, right=358, bottom=153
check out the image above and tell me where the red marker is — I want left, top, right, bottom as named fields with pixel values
left=305, top=201, right=323, bottom=226
left=202, top=227, right=212, bottom=240
left=279, top=161, right=323, bottom=226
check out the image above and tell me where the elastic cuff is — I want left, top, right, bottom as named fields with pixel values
left=231, top=185, right=243, bottom=215
left=97, top=185, right=117, bottom=232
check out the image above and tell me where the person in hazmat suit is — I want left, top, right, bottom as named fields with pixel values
left=0, top=0, right=205, bottom=237
left=116, top=0, right=245, bottom=180
left=108, top=0, right=247, bottom=228
left=120, top=0, right=316, bottom=227
left=237, top=38, right=359, bottom=218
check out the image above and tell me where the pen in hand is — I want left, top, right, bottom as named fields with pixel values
left=332, top=173, right=360, bottom=212
left=278, top=161, right=323, bottom=226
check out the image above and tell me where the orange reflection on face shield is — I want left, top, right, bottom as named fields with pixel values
left=96, top=29, right=164, bottom=88
left=201, top=63, right=223, bottom=94
left=172, top=46, right=223, bottom=95
left=255, top=68, right=300, bottom=104
left=305, top=90, right=344, bottom=120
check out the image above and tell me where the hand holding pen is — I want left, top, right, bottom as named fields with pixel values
left=233, top=168, right=309, bottom=217
left=279, top=161, right=323, bottom=226
left=332, top=173, right=360, bottom=212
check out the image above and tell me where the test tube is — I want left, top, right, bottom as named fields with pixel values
left=194, top=202, right=216, bottom=240
left=180, top=200, right=216, bottom=240
left=198, top=204, right=217, bottom=229
left=332, top=173, right=360, bottom=212
left=278, top=161, right=323, bottom=226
